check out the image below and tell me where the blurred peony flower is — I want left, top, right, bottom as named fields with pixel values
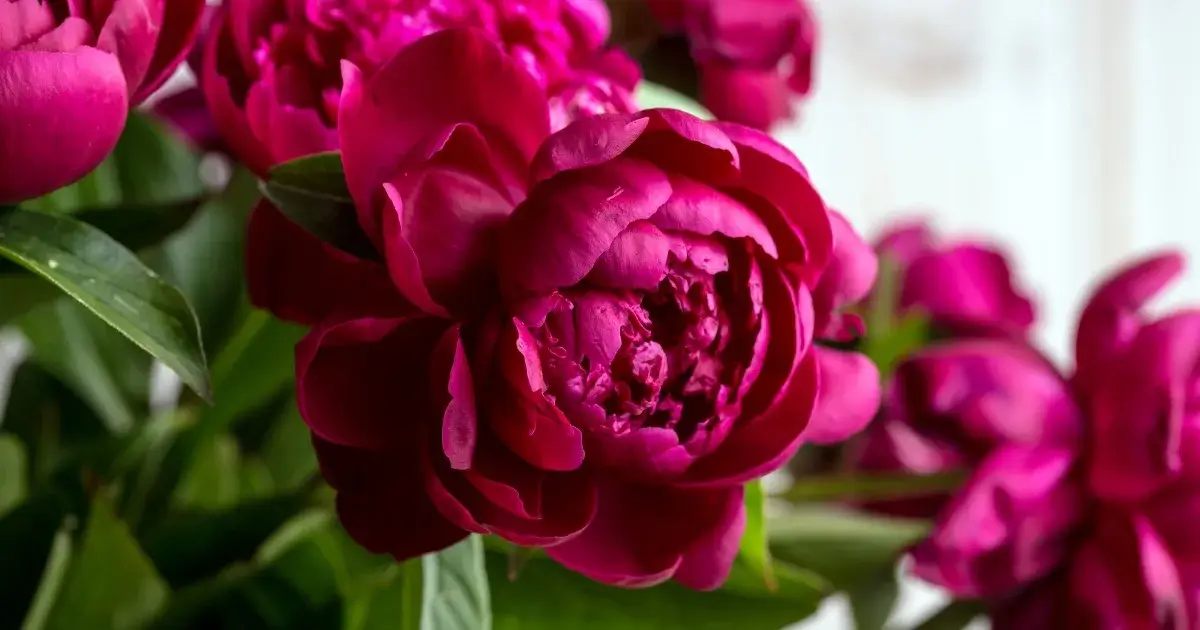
left=644, top=0, right=817, bottom=131
left=874, top=251, right=1200, bottom=627
left=875, top=220, right=1037, bottom=338
left=249, top=29, right=876, bottom=589
left=200, top=0, right=639, bottom=176
left=0, top=0, right=207, bottom=203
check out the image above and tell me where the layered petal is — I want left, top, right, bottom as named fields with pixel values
left=339, top=29, right=550, bottom=220
left=804, top=346, right=881, bottom=444
left=133, top=0, right=208, bottom=101
left=0, top=48, right=128, bottom=203
left=546, top=481, right=744, bottom=589
left=813, top=209, right=878, bottom=339
left=910, top=445, right=1085, bottom=598
left=901, top=244, right=1036, bottom=336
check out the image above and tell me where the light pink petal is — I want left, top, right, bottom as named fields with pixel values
left=804, top=346, right=881, bottom=444
left=546, top=482, right=744, bottom=589
left=1075, top=251, right=1185, bottom=393
left=339, top=29, right=549, bottom=217
left=0, top=48, right=128, bottom=204
left=296, top=316, right=450, bottom=449
left=498, top=158, right=672, bottom=303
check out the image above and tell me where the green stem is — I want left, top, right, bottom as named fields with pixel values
left=911, top=600, right=986, bottom=630
left=784, top=471, right=965, bottom=503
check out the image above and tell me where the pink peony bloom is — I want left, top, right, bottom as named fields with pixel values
left=647, top=0, right=817, bottom=131
left=874, top=251, right=1200, bottom=627
left=248, top=29, right=873, bottom=589
left=0, top=0, right=207, bottom=203
left=200, top=0, right=639, bottom=177
left=875, top=220, right=1037, bottom=338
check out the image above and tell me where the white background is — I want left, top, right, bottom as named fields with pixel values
left=783, top=0, right=1200, bottom=627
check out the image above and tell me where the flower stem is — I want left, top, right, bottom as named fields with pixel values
left=783, top=471, right=965, bottom=503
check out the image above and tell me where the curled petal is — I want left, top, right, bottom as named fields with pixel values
left=133, top=0, right=208, bottom=101
left=804, top=347, right=880, bottom=445
left=499, top=158, right=672, bottom=304
left=651, top=174, right=778, bottom=258
left=586, top=221, right=672, bottom=291
left=910, top=446, right=1084, bottom=598
left=243, top=70, right=338, bottom=164
left=813, top=210, right=878, bottom=338
left=201, top=17, right=274, bottom=175
left=901, top=244, right=1035, bottom=336
left=0, top=48, right=128, bottom=204
left=95, top=0, right=160, bottom=97
left=546, top=481, right=744, bottom=589
left=339, top=29, right=549, bottom=217
left=296, top=316, right=449, bottom=449
left=1075, top=251, right=1186, bottom=393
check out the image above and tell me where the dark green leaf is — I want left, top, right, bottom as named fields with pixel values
left=19, top=518, right=73, bottom=630
left=422, top=536, right=491, bottom=630
left=41, top=495, right=170, bottom=630
left=158, top=168, right=261, bottom=356
left=172, top=433, right=242, bottom=509
left=23, top=113, right=205, bottom=214
left=783, top=471, right=964, bottom=504
left=489, top=549, right=821, bottom=630
left=0, top=208, right=210, bottom=399
left=263, top=153, right=376, bottom=260
left=0, top=434, right=28, bottom=517
left=261, top=402, right=318, bottom=491
left=142, top=488, right=314, bottom=589
left=0, top=493, right=73, bottom=628
left=849, top=570, right=900, bottom=630
left=0, top=274, right=60, bottom=325
left=19, top=299, right=152, bottom=434
left=738, top=479, right=776, bottom=590
left=769, top=507, right=927, bottom=589
left=206, top=310, right=306, bottom=430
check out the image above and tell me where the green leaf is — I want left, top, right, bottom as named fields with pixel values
left=143, top=488, right=314, bottom=589
left=738, top=479, right=775, bottom=590
left=769, top=507, right=928, bottom=589
left=634, top=82, right=713, bottom=119
left=910, top=600, right=986, bottom=630
left=848, top=570, right=899, bottom=630
left=263, top=153, right=377, bottom=259
left=261, top=402, right=319, bottom=491
left=422, top=536, right=491, bottom=630
left=489, top=550, right=821, bottom=630
left=172, top=433, right=242, bottom=510
left=158, top=168, right=261, bottom=356
left=19, top=518, right=73, bottom=630
left=0, top=435, right=28, bottom=517
left=0, top=274, right=60, bottom=325
left=19, top=299, right=152, bottom=435
left=783, top=471, right=964, bottom=504
left=0, top=493, right=74, bottom=628
left=23, top=113, right=205, bottom=214
left=41, top=496, right=170, bottom=630
left=0, top=208, right=210, bottom=399
left=206, top=310, right=306, bottom=430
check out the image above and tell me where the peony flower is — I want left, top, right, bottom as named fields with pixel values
left=876, top=251, right=1200, bottom=627
left=875, top=220, right=1037, bottom=338
left=0, top=0, right=207, bottom=203
left=644, top=0, right=817, bottom=131
left=200, top=0, right=639, bottom=177
left=249, top=28, right=874, bottom=589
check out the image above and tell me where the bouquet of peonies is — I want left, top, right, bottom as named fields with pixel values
left=0, top=1, right=1193, bottom=629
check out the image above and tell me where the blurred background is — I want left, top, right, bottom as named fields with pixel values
left=4, top=1, right=1200, bottom=629
left=781, top=0, right=1200, bottom=627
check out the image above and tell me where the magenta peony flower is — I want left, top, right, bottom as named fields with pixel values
left=875, top=220, right=1037, bottom=338
left=646, top=0, right=817, bottom=131
left=248, top=28, right=875, bottom=589
left=200, top=0, right=639, bottom=176
left=0, top=0, right=207, bottom=203
left=875, top=251, right=1200, bottom=627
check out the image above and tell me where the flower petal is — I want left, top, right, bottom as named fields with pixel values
left=546, top=481, right=744, bottom=589
left=95, top=0, right=160, bottom=97
left=650, top=174, right=778, bottom=258
left=498, top=157, right=672, bottom=304
left=246, top=202, right=407, bottom=326
left=0, top=48, right=128, bottom=204
left=1075, top=250, right=1185, bottom=393
left=133, top=0, right=207, bottom=101
left=296, top=316, right=449, bottom=449
left=804, top=346, right=880, bottom=444
left=901, top=244, right=1035, bottom=336
left=698, top=63, right=792, bottom=131
left=339, top=29, right=549, bottom=218
left=314, top=438, right=468, bottom=560
left=201, top=16, right=274, bottom=176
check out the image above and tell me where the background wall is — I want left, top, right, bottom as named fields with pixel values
left=784, top=0, right=1200, bottom=627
